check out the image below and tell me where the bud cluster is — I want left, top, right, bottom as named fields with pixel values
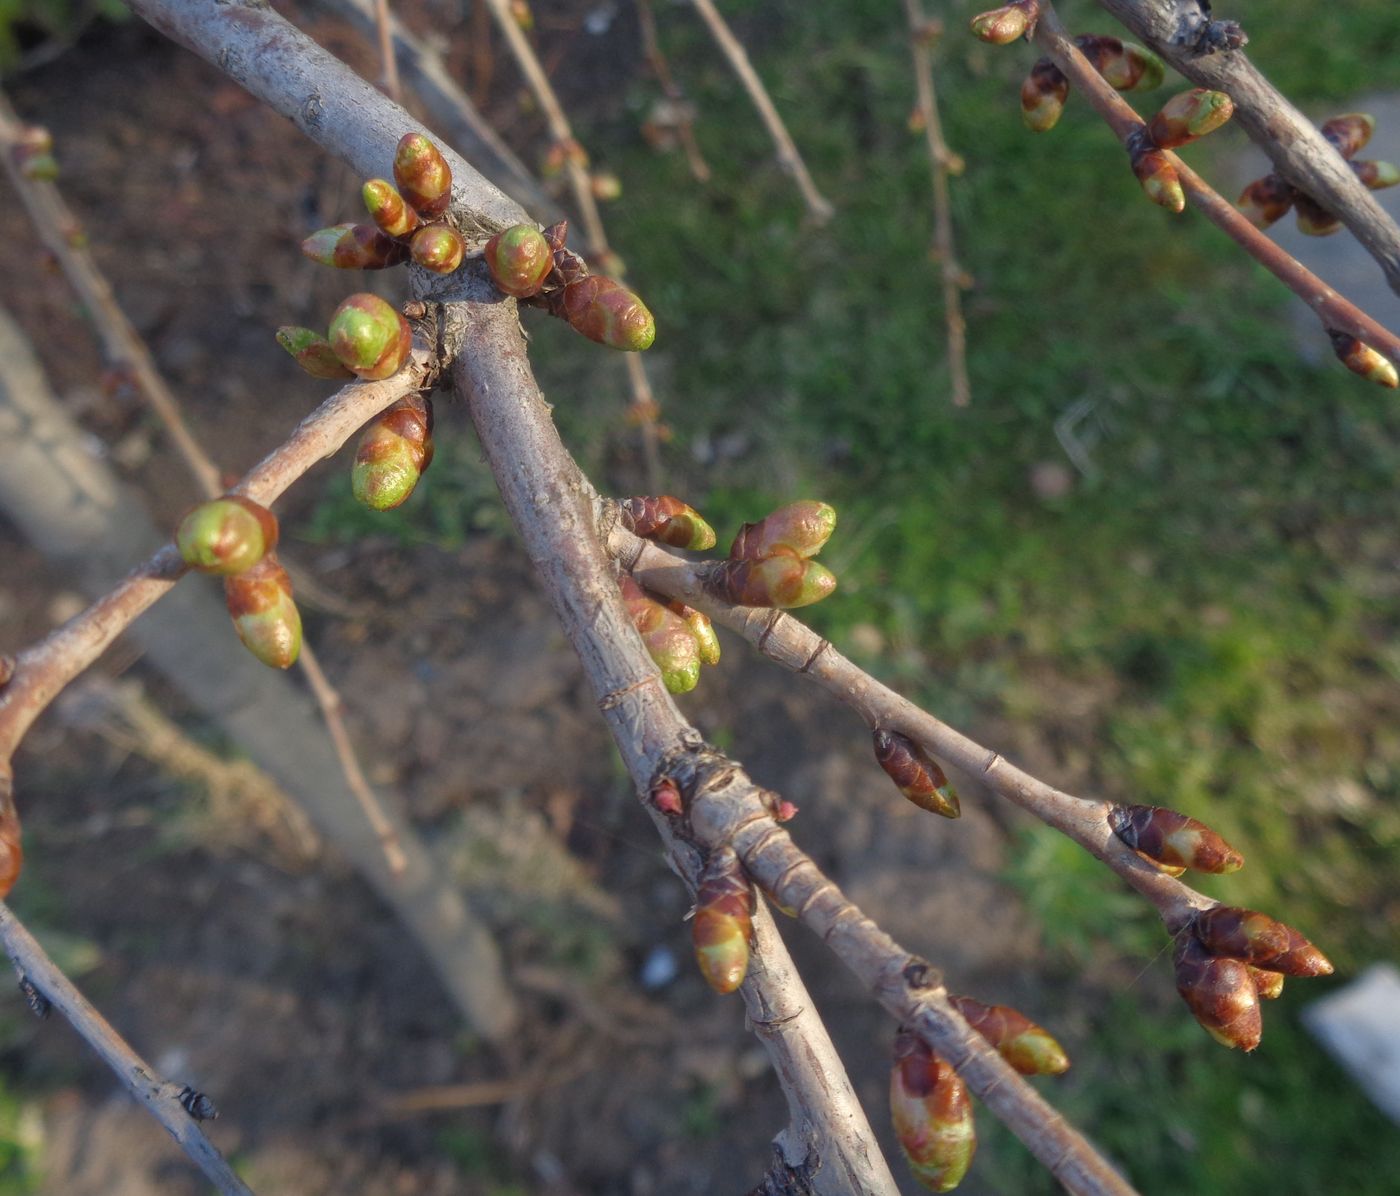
left=889, top=1030, right=976, bottom=1192
left=620, top=495, right=717, bottom=551
left=872, top=729, right=960, bottom=819
left=704, top=500, right=838, bottom=610
left=691, top=846, right=754, bottom=994
left=619, top=575, right=712, bottom=694
left=279, top=292, right=413, bottom=382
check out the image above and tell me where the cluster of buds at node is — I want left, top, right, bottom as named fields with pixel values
left=1124, top=87, right=1236, bottom=212
left=351, top=394, right=435, bottom=510
left=10, top=124, right=58, bottom=181
left=1108, top=803, right=1244, bottom=875
left=703, top=501, right=838, bottom=610
left=949, top=995, right=1069, bottom=1075
left=620, top=494, right=718, bottom=551
left=618, top=575, right=717, bottom=694
left=176, top=498, right=302, bottom=669
left=691, top=846, right=754, bottom=994
left=889, top=1030, right=976, bottom=1192
left=969, top=0, right=1040, bottom=46
left=485, top=220, right=656, bottom=352
left=1011, top=34, right=1164, bottom=133
left=279, top=293, right=413, bottom=382
left=872, top=729, right=960, bottom=819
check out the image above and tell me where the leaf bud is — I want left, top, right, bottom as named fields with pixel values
left=225, top=555, right=302, bottom=669
left=1074, top=34, right=1162, bottom=92
left=408, top=224, right=465, bottom=274
left=949, top=995, right=1069, bottom=1076
left=1107, top=803, right=1243, bottom=873
left=1193, top=905, right=1332, bottom=976
left=1236, top=173, right=1294, bottom=229
left=362, top=178, right=419, bottom=238
left=620, top=495, right=718, bottom=551
left=1131, top=144, right=1184, bottom=212
left=872, top=729, right=960, bottom=819
left=705, top=553, right=837, bottom=609
left=275, top=326, right=355, bottom=380
left=484, top=224, right=556, bottom=298
left=669, top=601, right=721, bottom=665
left=969, top=1, right=1038, bottom=45
left=649, top=777, right=684, bottom=816
left=1352, top=159, right=1400, bottom=190
left=1146, top=89, right=1234, bottom=149
left=558, top=276, right=656, bottom=351
left=352, top=395, right=434, bottom=510
left=691, top=845, right=753, bottom=994
left=619, top=576, right=702, bottom=694
left=301, top=222, right=409, bottom=269
left=393, top=132, right=453, bottom=219
left=176, top=496, right=279, bottom=576
left=890, top=1031, right=976, bottom=1193
left=1172, top=934, right=1262, bottom=1051
left=1320, top=112, right=1375, bottom=160
left=1294, top=192, right=1341, bottom=236
left=1021, top=60, right=1069, bottom=132
left=328, top=293, right=413, bottom=380
left=730, top=501, right=836, bottom=560
left=1328, top=331, right=1398, bottom=387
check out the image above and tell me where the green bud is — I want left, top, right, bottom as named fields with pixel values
left=890, top=1032, right=976, bottom=1192
left=1236, top=173, right=1294, bottom=229
left=484, top=224, right=555, bottom=298
left=1352, top=159, right=1400, bottom=190
left=1021, top=60, right=1069, bottom=133
left=362, top=178, right=419, bottom=238
left=1329, top=331, right=1398, bottom=388
left=620, top=576, right=702, bottom=694
left=1131, top=147, right=1184, bottom=212
left=393, top=132, right=453, bottom=219
left=176, top=496, right=278, bottom=576
left=1320, top=112, right=1375, bottom=160
left=301, top=222, right=408, bottom=269
left=969, top=2, right=1035, bottom=45
left=1146, top=88, right=1234, bottom=150
left=671, top=602, right=721, bottom=666
left=275, top=326, right=355, bottom=380
left=559, top=276, right=656, bottom=351
left=351, top=396, right=434, bottom=510
left=709, top=554, right=837, bottom=609
left=730, top=501, right=836, bottom=560
left=328, top=293, right=413, bottom=380
left=619, top=495, right=717, bottom=551
left=225, top=556, right=303, bottom=669
left=408, top=224, right=465, bottom=274
left=692, top=847, right=753, bottom=994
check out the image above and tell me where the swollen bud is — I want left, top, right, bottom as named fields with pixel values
left=619, top=576, right=702, bottom=694
left=620, top=495, right=718, bottom=551
left=670, top=602, right=721, bottom=666
left=1320, top=112, right=1375, bottom=160
left=177, top=496, right=278, bottom=576
left=1329, top=330, right=1398, bottom=387
left=558, top=276, right=656, bottom=351
left=872, top=729, right=960, bottom=819
left=1194, top=906, right=1332, bottom=977
left=730, top=501, right=836, bottom=560
left=1131, top=145, right=1185, bottom=212
left=352, top=395, right=434, bottom=510
left=225, top=555, right=303, bottom=669
left=393, top=132, right=453, bottom=219
left=949, top=996, right=1068, bottom=1076
left=409, top=224, right=465, bottom=274
left=706, top=554, right=837, bottom=609
left=1294, top=192, right=1341, bottom=236
left=969, top=1, right=1039, bottom=45
left=328, top=293, right=413, bottom=380
left=1021, top=60, right=1069, bottom=133
left=1146, top=89, right=1234, bottom=149
left=691, top=845, right=754, bottom=994
left=301, top=223, right=409, bottom=269
left=1108, top=803, right=1244, bottom=873
left=1172, top=935, right=1262, bottom=1051
left=1352, top=159, right=1400, bottom=190
left=1075, top=34, right=1162, bottom=93
left=484, top=224, right=555, bottom=298
left=362, top=178, right=419, bottom=238
left=276, top=326, right=355, bottom=380
left=890, top=1031, right=976, bottom=1192
left=1237, top=173, right=1294, bottom=229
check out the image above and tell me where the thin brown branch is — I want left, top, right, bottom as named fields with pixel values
left=371, top=0, right=402, bottom=101
left=0, top=901, right=255, bottom=1195
left=637, top=0, right=712, bottom=183
left=1032, top=5, right=1400, bottom=365
left=901, top=0, right=971, bottom=407
left=688, top=0, right=834, bottom=225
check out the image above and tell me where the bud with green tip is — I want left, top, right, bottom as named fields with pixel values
left=969, top=0, right=1039, bottom=45
left=890, top=1031, right=976, bottom=1193
left=1352, top=159, right=1400, bottom=190
left=1320, top=112, right=1374, bottom=160
left=873, top=729, right=960, bottom=819
left=670, top=601, right=721, bottom=666
left=1294, top=192, right=1341, bottom=236
left=177, top=496, right=279, bottom=576
left=1074, top=34, right=1162, bottom=92
left=409, top=224, right=465, bottom=274
left=484, top=224, right=555, bottom=298
left=620, top=495, right=717, bottom=551
left=949, top=996, right=1069, bottom=1076
left=362, top=178, right=419, bottom=238
left=301, top=222, right=409, bottom=269
left=1146, top=88, right=1234, bottom=149
left=1021, top=60, right=1069, bottom=133
left=619, top=576, right=702, bottom=694
left=556, top=276, right=656, bottom=351
left=352, top=395, right=434, bottom=510
left=1236, top=173, right=1294, bottom=229
left=1193, top=906, right=1333, bottom=977
left=225, top=555, right=302, bottom=669
left=328, top=293, right=413, bottom=380
left=1173, top=934, right=1262, bottom=1051
left=1131, top=145, right=1185, bottom=212
left=730, top=501, right=836, bottom=560
left=706, top=553, right=836, bottom=609
left=276, top=326, right=355, bottom=380
left=1329, top=330, right=1398, bottom=387
left=691, top=846, right=754, bottom=994
left=1108, top=803, right=1243, bottom=873
left=393, top=132, right=453, bottom=219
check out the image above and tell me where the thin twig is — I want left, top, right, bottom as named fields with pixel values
left=370, top=0, right=401, bottom=101
left=636, top=0, right=712, bottom=183
left=901, top=0, right=970, bottom=407
left=0, top=902, right=255, bottom=1195
left=687, top=0, right=834, bottom=224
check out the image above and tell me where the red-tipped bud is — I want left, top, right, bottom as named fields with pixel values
left=301, top=222, right=409, bottom=269
left=1294, top=192, right=1341, bottom=236
left=1237, top=173, right=1295, bottom=229
left=872, top=729, right=960, bottom=819
left=650, top=777, right=684, bottom=816
left=705, top=553, right=837, bottom=609
left=328, top=293, right=413, bottom=380
left=393, top=132, right=453, bottom=219
left=890, top=1031, right=976, bottom=1192
left=620, top=495, right=718, bottom=551
left=969, top=1, right=1038, bottom=45
left=408, top=224, right=465, bottom=274
left=730, top=501, right=837, bottom=560
left=1248, top=966, right=1285, bottom=1001
left=1147, top=89, right=1234, bottom=149
left=949, top=996, right=1069, bottom=1076
left=1131, top=146, right=1185, bottom=212
left=1320, top=112, right=1375, bottom=160
left=557, top=276, right=656, bottom=351
left=669, top=602, right=721, bottom=666
left=1074, top=34, right=1162, bottom=93
left=1352, top=159, right=1400, bottom=190
left=1108, top=804, right=1243, bottom=873
left=1021, top=59, right=1068, bottom=132
left=352, top=395, right=434, bottom=510
left=225, top=555, right=302, bottom=669
left=484, top=224, right=555, bottom=298
left=774, top=799, right=799, bottom=822
left=620, top=576, right=702, bottom=694
left=1329, top=330, right=1398, bottom=387
left=1193, top=906, right=1332, bottom=976
left=275, top=326, right=355, bottom=380
left=362, top=178, right=419, bottom=238
left=176, top=496, right=278, bottom=576
left=1173, top=935, right=1262, bottom=1051
left=691, top=845, right=753, bottom=994
left=12, top=125, right=57, bottom=180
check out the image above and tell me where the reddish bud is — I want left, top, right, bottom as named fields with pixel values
left=176, top=496, right=278, bottom=576
left=362, top=178, right=419, bottom=238
left=1108, top=804, right=1243, bottom=873
left=225, top=555, right=302, bottom=669
left=1131, top=146, right=1185, bottom=212
left=485, top=224, right=555, bottom=298
left=352, top=395, right=434, bottom=510
left=1320, top=112, right=1375, bottom=160
left=620, top=495, right=718, bottom=551
left=557, top=276, right=656, bottom=351
left=275, top=326, right=355, bottom=380
left=301, top=223, right=409, bottom=269
left=1294, top=192, right=1341, bottom=236
left=1074, top=34, right=1162, bottom=93
left=1248, top=966, right=1285, bottom=1001
left=1021, top=59, right=1069, bottom=132
left=730, top=501, right=836, bottom=560
left=890, top=1031, right=976, bottom=1192
left=692, top=846, right=753, bottom=994
left=1173, top=935, right=1262, bottom=1051
left=873, top=729, right=960, bottom=819
left=409, top=224, right=465, bottom=274
left=706, top=553, right=837, bottom=609
left=542, top=220, right=570, bottom=252
left=949, top=996, right=1069, bottom=1076
left=1146, top=89, right=1234, bottom=149
left=393, top=132, right=453, bottom=219
left=969, top=1, right=1038, bottom=45
left=1329, top=330, right=1398, bottom=388
left=328, top=293, right=413, bottom=380
left=1237, top=173, right=1294, bottom=229
left=774, top=799, right=799, bottom=822
left=650, top=777, right=684, bottom=816
left=0, top=783, right=23, bottom=899
left=620, top=576, right=702, bottom=694
left=1193, top=906, right=1332, bottom=977
left=1352, top=159, right=1400, bottom=190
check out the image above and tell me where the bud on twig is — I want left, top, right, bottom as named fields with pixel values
left=275, top=326, right=355, bottom=380
left=1107, top=803, right=1244, bottom=873
left=1130, top=142, right=1185, bottom=212
left=1293, top=192, right=1341, bottom=237
left=225, top=555, right=302, bottom=669
left=1236, top=173, right=1294, bottom=229
left=1172, top=935, right=1262, bottom=1051
left=873, top=729, right=960, bottom=819
left=176, top=497, right=278, bottom=576
left=890, top=1031, right=976, bottom=1192
left=1329, top=330, right=1399, bottom=387
left=948, top=996, right=1069, bottom=1076
left=1074, top=34, right=1163, bottom=92
left=1193, top=906, right=1332, bottom=976
left=1351, top=159, right=1400, bottom=190
left=1146, top=89, right=1234, bottom=150
left=1021, top=59, right=1069, bottom=133
left=669, top=601, right=721, bottom=666
left=619, top=576, right=702, bottom=694
left=393, top=132, right=453, bottom=219
left=691, top=845, right=753, bottom=994
left=362, top=178, right=419, bottom=239
left=301, top=223, right=409, bottom=269
left=408, top=225, right=465, bottom=274
left=1320, top=112, right=1375, bottom=160
left=352, top=395, right=434, bottom=510
left=485, top=224, right=555, bottom=298
left=969, top=0, right=1040, bottom=45
left=328, top=293, right=413, bottom=380
left=730, top=501, right=837, bottom=560
left=650, top=777, right=684, bottom=816
left=556, top=276, right=656, bottom=351
left=620, top=495, right=718, bottom=551
left=704, top=553, right=837, bottom=609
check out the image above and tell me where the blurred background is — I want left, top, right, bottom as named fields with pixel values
left=1, top=0, right=1398, bottom=1191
